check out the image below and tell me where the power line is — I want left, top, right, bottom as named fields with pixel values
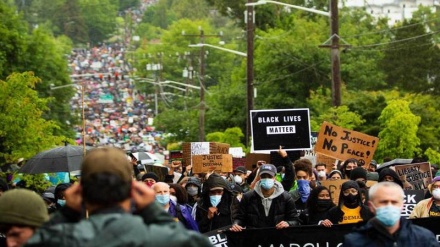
left=344, top=16, right=440, bottom=38
left=351, top=30, right=440, bottom=48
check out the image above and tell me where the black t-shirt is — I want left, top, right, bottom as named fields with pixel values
left=428, top=202, right=440, bottom=217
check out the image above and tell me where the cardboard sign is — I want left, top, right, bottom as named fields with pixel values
left=245, top=153, right=271, bottom=170
left=316, top=153, right=338, bottom=174
left=191, top=142, right=210, bottom=155
left=314, top=122, right=379, bottom=167
left=321, top=179, right=377, bottom=205
left=192, top=154, right=233, bottom=173
left=182, top=142, right=230, bottom=167
left=395, top=162, right=432, bottom=190
left=250, top=109, right=311, bottom=151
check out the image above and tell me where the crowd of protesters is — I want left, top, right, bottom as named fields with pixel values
left=2, top=145, right=440, bottom=246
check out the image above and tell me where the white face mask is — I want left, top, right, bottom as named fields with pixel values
left=432, top=188, right=440, bottom=200
left=234, top=175, right=243, bottom=184
left=318, top=170, right=326, bottom=178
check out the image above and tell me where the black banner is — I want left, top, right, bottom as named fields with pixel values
left=205, top=218, right=440, bottom=247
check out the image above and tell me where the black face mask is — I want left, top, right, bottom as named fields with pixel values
left=343, top=194, right=358, bottom=206
left=345, top=169, right=352, bottom=178
left=316, top=199, right=332, bottom=210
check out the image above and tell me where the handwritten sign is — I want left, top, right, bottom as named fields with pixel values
left=191, top=142, right=210, bottom=155
left=192, top=154, right=233, bottom=173
left=182, top=142, right=230, bottom=167
left=395, top=162, right=432, bottom=190
left=314, top=122, right=379, bottom=167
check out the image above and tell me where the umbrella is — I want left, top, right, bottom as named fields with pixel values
left=19, top=145, right=91, bottom=174
left=376, top=158, right=413, bottom=172
left=131, top=152, right=158, bottom=165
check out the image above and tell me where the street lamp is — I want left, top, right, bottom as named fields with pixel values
left=188, top=44, right=247, bottom=57
left=50, top=83, right=86, bottom=156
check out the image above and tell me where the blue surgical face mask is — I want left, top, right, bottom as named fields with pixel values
left=260, top=178, right=275, bottom=190
left=57, top=199, right=66, bottom=207
left=156, top=194, right=170, bottom=206
left=210, top=195, right=222, bottom=207
left=372, top=204, right=401, bottom=227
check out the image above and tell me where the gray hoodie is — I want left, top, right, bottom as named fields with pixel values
left=254, top=180, right=285, bottom=216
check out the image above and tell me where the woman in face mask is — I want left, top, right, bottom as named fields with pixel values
left=299, top=186, right=335, bottom=227
left=54, top=183, right=72, bottom=210
left=184, top=177, right=202, bottom=207
left=341, top=159, right=358, bottom=179
left=327, top=180, right=374, bottom=225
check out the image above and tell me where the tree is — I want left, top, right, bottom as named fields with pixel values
left=79, top=0, right=118, bottom=45
left=206, top=127, right=246, bottom=150
left=0, top=72, right=65, bottom=164
left=381, top=19, right=440, bottom=93
left=376, top=99, right=421, bottom=161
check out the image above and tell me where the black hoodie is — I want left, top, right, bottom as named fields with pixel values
left=378, top=168, right=404, bottom=188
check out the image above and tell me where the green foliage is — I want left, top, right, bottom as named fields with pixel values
left=80, top=0, right=118, bottom=45
left=424, top=148, right=440, bottom=165
left=15, top=173, right=52, bottom=193
left=0, top=72, right=66, bottom=163
left=254, top=14, right=330, bottom=109
left=376, top=99, right=421, bottom=161
left=206, top=127, right=247, bottom=151
left=315, top=105, right=365, bottom=130
left=167, top=142, right=182, bottom=151
left=381, top=18, right=440, bottom=93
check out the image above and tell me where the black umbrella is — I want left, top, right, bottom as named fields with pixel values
left=376, top=158, right=413, bottom=172
left=19, top=145, right=91, bottom=174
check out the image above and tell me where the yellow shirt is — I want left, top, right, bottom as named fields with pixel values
left=339, top=205, right=362, bottom=224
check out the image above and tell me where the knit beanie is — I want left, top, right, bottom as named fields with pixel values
left=0, top=189, right=49, bottom=227
left=350, top=167, right=367, bottom=181
left=141, top=172, right=159, bottom=182
left=81, top=147, right=133, bottom=183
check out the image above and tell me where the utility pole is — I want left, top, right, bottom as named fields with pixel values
left=199, top=29, right=206, bottom=142
left=246, top=0, right=255, bottom=147
left=330, top=0, right=341, bottom=106
left=319, top=0, right=349, bottom=106
left=184, top=28, right=221, bottom=142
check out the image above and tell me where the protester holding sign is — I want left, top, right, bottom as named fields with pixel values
left=410, top=176, right=440, bottom=218
left=327, top=180, right=373, bottom=225
left=230, top=164, right=300, bottom=232
left=343, top=182, right=438, bottom=247
left=299, top=186, right=335, bottom=226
